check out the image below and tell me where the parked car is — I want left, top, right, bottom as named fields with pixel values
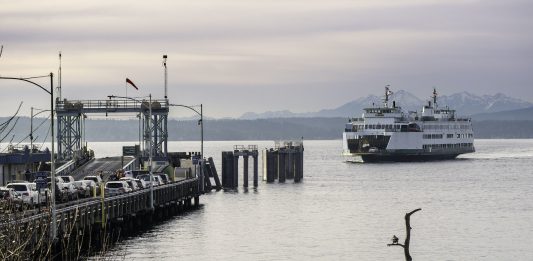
left=153, top=176, right=163, bottom=186
left=6, top=183, right=39, bottom=206
left=72, top=181, right=91, bottom=198
left=58, top=176, right=75, bottom=183
left=46, top=177, right=71, bottom=202
left=158, top=173, right=170, bottom=184
left=63, top=182, right=79, bottom=200
left=120, top=178, right=139, bottom=191
left=47, top=182, right=69, bottom=203
left=134, top=178, right=147, bottom=189
left=81, top=180, right=97, bottom=196
left=0, top=187, right=23, bottom=209
left=137, top=174, right=160, bottom=187
left=84, top=175, right=103, bottom=187
left=105, top=181, right=132, bottom=194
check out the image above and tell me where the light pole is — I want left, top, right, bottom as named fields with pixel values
left=30, top=107, right=50, bottom=171
left=0, top=73, right=57, bottom=239
left=168, top=104, right=203, bottom=159
left=108, top=94, right=154, bottom=210
left=168, top=103, right=203, bottom=192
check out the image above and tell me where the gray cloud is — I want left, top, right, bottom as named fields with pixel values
left=1, top=0, right=532, bottom=118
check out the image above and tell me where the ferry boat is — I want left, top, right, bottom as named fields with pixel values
left=342, top=87, right=475, bottom=162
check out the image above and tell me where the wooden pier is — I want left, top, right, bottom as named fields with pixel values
left=0, top=177, right=200, bottom=259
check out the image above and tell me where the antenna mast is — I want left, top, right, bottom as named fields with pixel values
left=58, top=51, right=62, bottom=100
left=163, top=54, right=168, bottom=99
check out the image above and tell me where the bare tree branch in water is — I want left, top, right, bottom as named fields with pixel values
left=387, top=208, right=422, bottom=261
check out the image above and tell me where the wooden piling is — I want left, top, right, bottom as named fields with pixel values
left=243, top=155, right=249, bottom=187
left=253, top=154, right=258, bottom=187
left=233, top=154, right=239, bottom=188
left=265, top=150, right=275, bottom=182
left=221, top=151, right=235, bottom=189
left=278, top=150, right=286, bottom=183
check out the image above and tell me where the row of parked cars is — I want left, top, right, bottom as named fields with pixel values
left=48, top=175, right=104, bottom=202
left=0, top=173, right=172, bottom=210
left=0, top=175, right=104, bottom=209
left=105, top=173, right=170, bottom=195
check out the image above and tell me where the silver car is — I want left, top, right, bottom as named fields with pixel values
left=105, top=181, right=132, bottom=195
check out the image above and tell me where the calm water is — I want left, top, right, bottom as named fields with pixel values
left=90, top=139, right=533, bottom=260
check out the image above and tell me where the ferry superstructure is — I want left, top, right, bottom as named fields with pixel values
left=342, top=87, right=475, bottom=162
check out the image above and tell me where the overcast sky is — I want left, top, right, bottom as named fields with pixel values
left=1, top=0, right=532, bottom=118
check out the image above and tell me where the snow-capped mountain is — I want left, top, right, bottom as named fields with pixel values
left=438, top=92, right=533, bottom=115
left=239, top=90, right=533, bottom=119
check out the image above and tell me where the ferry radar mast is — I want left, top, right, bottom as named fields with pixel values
left=384, top=85, right=393, bottom=108
left=432, top=87, right=438, bottom=109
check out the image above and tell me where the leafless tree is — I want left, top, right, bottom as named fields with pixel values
left=387, top=208, right=422, bottom=261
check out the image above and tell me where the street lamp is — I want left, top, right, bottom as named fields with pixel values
left=0, top=73, right=57, bottom=239
left=30, top=107, right=51, bottom=171
left=168, top=104, right=203, bottom=159
left=168, top=103, right=203, bottom=192
left=108, top=94, right=154, bottom=210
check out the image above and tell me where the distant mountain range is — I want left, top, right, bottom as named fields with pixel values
left=471, top=106, right=533, bottom=121
left=240, top=90, right=533, bottom=119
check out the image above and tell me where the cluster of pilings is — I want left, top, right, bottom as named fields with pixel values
left=263, top=141, right=304, bottom=183
left=221, top=145, right=259, bottom=189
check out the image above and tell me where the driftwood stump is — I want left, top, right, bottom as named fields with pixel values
left=387, top=208, right=421, bottom=261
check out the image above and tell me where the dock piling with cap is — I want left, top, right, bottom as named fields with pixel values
left=263, top=140, right=304, bottom=183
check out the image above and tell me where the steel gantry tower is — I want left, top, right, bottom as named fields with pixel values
left=56, top=98, right=169, bottom=161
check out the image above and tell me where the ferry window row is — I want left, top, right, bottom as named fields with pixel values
left=423, top=143, right=474, bottom=150
left=424, top=133, right=474, bottom=139
left=349, top=124, right=402, bottom=131
left=423, top=124, right=471, bottom=130
left=423, top=134, right=443, bottom=139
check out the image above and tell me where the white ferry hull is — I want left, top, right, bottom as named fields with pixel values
left=343, top=126, right=475, bottom=162
left=342, top=87, right=475, bottom=163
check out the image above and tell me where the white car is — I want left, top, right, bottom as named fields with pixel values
left=153, top=176, right=163, bottom=186
left=120, top=178, right=140, bottom=191
left=58, top=175, right=75, bottom=183
left=105, top=181, right=132, bottom=194
left=84, top=175, right=103, bottom=187
left=134, top=178, right=147, bottom=189
left=0, top=186, right=23, bottom=207
left=6, top=182, right=39, bottom=206
left=72, top=181, right=91, bottom=198
left=81, top=180, right=97, bottom=196
left=63, top=182, right=79, bottom=200
left=137, top=174, right=161, bottom=187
